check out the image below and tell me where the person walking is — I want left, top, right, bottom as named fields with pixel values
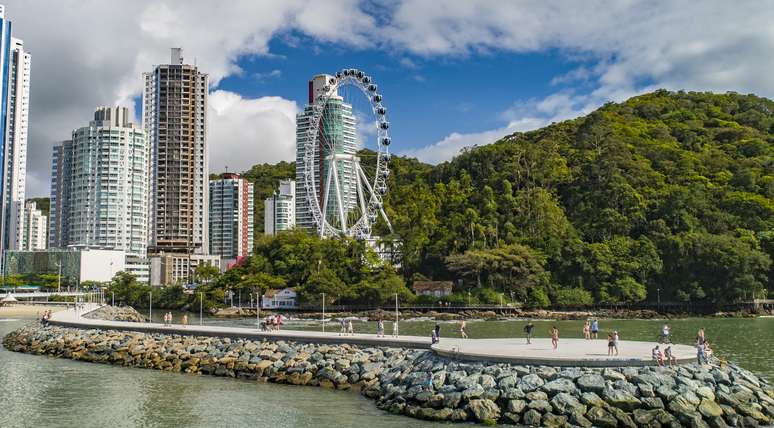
left=459, top=320, right=468, bottom=339
left=376, top=319, right=385, bottom=337
left=696, top=328, right=706, bottom=345
left=523, top=321, right=535, bottom=344
left=339, top=318, right=347, bottom=336
left=347, top=319, right=354, bottom=336
left=591, top=319, right=599, bottom=339
left=392, top=318, right=400, bottom=337
left=612, top=330, right=620, bottom=356
left=583, top=321, right=591, bottom=340
left=550, top=326, right=559, bottom=350
left=274, top=314, right=281, bottom=331
left=697, top=342, right=708, bottom=365
left=607, top=333, right=615, bottom=356
left=181, top=314, right=188, bottom=327
left=434, top=323, right=441, bottom=342
left=431, top=329, right=439, bottom=345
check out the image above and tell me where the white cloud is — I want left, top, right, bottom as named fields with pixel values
left=208, top=90, right=299, bottom=173
left=254, top=69, right=282, bottom=81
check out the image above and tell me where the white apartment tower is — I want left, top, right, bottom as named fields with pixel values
left=209, top=173, right=254, bottom=260
left=0, top=5, right=30, bottom=256
left=295, top=74, right=357, bottom=231
left=143, top=48, right=209, bottom=255
left=48, top=107, right=149, bottom=281
left=265, top=179, right=295, bottom=236
left=21, top=200, right=46, bottom=250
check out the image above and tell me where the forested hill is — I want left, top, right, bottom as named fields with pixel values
left=234, top=90, right=773, bottom=307
left=384, top=90, right=773, bottom=306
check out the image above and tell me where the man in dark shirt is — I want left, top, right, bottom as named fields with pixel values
left=523, top=321, right=535, bottom=344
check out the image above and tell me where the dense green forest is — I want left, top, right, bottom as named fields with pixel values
left=215, top=90, right=774, bottom=307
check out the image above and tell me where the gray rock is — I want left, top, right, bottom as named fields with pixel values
left=580, top=391, right=605, bottom=407
left=641, top=396, right=666, bottom=409
left=526, top=390, right=548, bottom=401
left=577, top=374, right=606, bottom=393
left=550, top=392, right=587, bottom=415
left=699, top=398, right=724, bottom=418
left=502, top=412, right=521, bottom=424
left=442, top=391, right=461, bottom=408
left=480, top=374, right=496, bottom=389
left=522, top=409, right=542, bottom=427
left=543, top=378, right=578, bottom=395
left=500, top=387, right=525, bottom=399
left=669, top=394, right=698, bottom=417
left=586, top=406, right=618, bottom=428
left=569, top=410, right=593, bottom=428
left=542, top=413, right=569, bottom=428
left=610, top=407, right=638, bottom=428
left=604, top=387, right=642, bottom=411
left=461, top=384, right=484, bottom=400
left=497, top=374, right=518, bottom=389
left=507, top=399, right=527, bottom=414
left=603, top=368, right=626, bottom=382
left=527, top=399, right=552, bottom=413
left=466, top=399, right=500, bottom=422
left=518, top=373, right=545, bottom=392
left=656, top=385, right=679, bottom=401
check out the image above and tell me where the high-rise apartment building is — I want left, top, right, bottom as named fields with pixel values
left=143, top=48, right=209, bottom=255
left=295, top=74, right=357, bottom=231
left=0, top=5, right=30, bottom=256
left=265, top=179, right=295, bottom=236
left=21, top=200, right=46, bottom=250
left=48, top=140, right=71, bottom=249
left=48, top=107, right=149, bottom=282
left=209, top=173, right=254, bottom=260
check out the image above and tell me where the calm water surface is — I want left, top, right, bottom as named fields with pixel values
left=2, top=315, right=772, bottom=427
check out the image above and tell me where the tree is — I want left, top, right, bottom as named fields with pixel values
left=195, top=263, right=219, bottom=284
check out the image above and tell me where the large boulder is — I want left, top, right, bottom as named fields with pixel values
left=577, top=374, right=606, bottom=393
left=518, top=373, right=545, bottom=392
left=586, top=406, right=618, bottom=428
left=466, top=399, right=500, bottom=422
left=604, top=388, right=642, bottom=411
left=543, top=378, right=578, bottom=395
left=522, top=409, right=542, bottom=427
left=551, top=392, right=587, bottom=415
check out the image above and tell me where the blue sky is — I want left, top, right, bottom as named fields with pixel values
left=5, top=1, right=773, bottom=197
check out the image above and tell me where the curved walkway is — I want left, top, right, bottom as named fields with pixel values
left=50, top=305, right=696, bottom=367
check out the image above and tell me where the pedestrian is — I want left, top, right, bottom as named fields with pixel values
left=660, top=324, right=671, bottom=344
left=339, top=318, right=347, bottom=336
left=274, top=314, right=281, bottom=331
left=347, top=319, right=354, bottom=336
left=376, top=319, right=385, bottom=337
left=459, top=320, right=468, bottom=339
left=591, top=319, right=599, bottom=339
left=431, top=329, right=439, bottom=345
left=434, top=323, right=441, bottom=342
left=696, top=328, right=705, bottom=345
left=607, top=333, right=615, bottom=356
left=392, top=319, right=400, bottom=337
left=697, top=342, right=707, bottom=365
left=523, top=321, right=535, bottom=344
left=181, top=314, right=188, bottom=327
left=652, top=345, right=664, bottom=366
left=550, top=326, right=559, bottom=350
left=613, top=330, right=620, bottom=356
left=664, top=345, right=676, bottom=367
left=583, top=321, right=591, bottom=340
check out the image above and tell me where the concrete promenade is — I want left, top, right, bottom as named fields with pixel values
left=49, top=305, right=697, bottom=367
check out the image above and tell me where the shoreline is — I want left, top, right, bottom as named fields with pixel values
left=0, top=305, right=65, bottom=320
left=4, top=322, right=772, bottom=426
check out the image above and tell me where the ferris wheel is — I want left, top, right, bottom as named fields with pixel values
left=301, top=68, right=392, bottom=239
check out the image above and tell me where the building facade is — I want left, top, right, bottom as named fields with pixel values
left=48, top=107, right=149, bottom=282
left=21, top=200, right=45, bottom=250
left=264, top=179, right=295, bottom=236
left=6, top=248, right=125, bottom=285
left=143, top=48, right=209, bottom=255
left=48, top=140, right=71, bottom=249
left=209, top=173, right=254, bottom=259
left=148, top=253, right=220, bottom=287
left=0, top=5, right=30, bottom=257
left=295, top=74, right=357, bottom=231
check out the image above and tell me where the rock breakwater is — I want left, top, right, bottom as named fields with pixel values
left=4, top=324, right=773, bottom=427
left=83, top=305, right=146, bottom=322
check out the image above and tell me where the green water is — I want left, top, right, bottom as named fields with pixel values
left=1, top=316, right=772, bottom=427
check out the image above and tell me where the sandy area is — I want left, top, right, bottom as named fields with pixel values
left=0, top=305, right=66, bottom=320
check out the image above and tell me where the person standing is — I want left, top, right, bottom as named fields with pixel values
left=661, top=324, right=671, bottom=344
left=376, top=319, right=385, bottom=337
left=274, top=314, right=281, bottom=331
left=550, top=326, right=559, bottom=350
left=591, top=319, right=599, bottom=339
left=583, top=321, right=591, bottom=340
left=523, top=321, right=535, bottom=344
left=339, top=318, right=347, bottom=336
left=697, top=328, right=706, bottom=345
left=392, top=318, right=400, bottom=337
left=664, top=345, right=676, bottom=367
left=613, top=330, right=620, bottom=356
left=607, top=333, right=615, bottom=356
left=181, top=314, right=188, bottom=327
left=697, top=342, right=707, bottom=365
left=434, top=323, right=441, bottom=342
left=459, top=320, right=468, bottom=339
left=347, top=319, right=354, bottom=336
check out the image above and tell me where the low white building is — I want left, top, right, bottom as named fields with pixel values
left=262, top=288, right=297, bottom=309
left=148, top=253, right=222, bottom=286
left=5, top=248, right=126, bottom=284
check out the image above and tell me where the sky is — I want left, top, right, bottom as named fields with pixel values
left=5, top=0, right=774, bottom=198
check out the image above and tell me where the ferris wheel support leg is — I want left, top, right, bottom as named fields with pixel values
left=321, top=159, right=335, bottom=237
left=355, top=163, right=368, bottom=215
left=380, top=208, right=394, bottom=234
left=331, top=161, right=348, bottom=233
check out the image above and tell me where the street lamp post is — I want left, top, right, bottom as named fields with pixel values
left=200, top=292, right=203, bottom=326
left=149, top=291, right=152, bottom=322
left=395, top=293, right=399, bottom=337
left=322, top=292, right=326, bottom=333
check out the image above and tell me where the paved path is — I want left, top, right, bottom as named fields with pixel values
left=433, top=337, right=697, bottom=367
left=50, top=305, right=696, bottom=367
